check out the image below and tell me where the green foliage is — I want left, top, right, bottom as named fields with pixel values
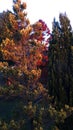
left=48, top=13, right=73, bottom=107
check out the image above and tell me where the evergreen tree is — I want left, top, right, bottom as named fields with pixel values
left=48, top=13, right=73, bottom=106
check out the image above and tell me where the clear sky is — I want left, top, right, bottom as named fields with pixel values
left=0, top=0, right=73, bottom=30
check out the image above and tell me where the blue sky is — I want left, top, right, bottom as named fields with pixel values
left=0, top=0, right=73, bottom=30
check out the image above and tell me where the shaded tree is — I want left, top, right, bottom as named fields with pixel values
left=48, top=13, right=73, bottom=106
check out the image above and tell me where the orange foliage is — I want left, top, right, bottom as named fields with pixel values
left=0, top=0, right=50, bottom=87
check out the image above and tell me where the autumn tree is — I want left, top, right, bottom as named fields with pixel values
left=0, top=1, right=49, bottom=129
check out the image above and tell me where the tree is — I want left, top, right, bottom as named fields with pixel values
left=48, top=13, right=73, bottom=106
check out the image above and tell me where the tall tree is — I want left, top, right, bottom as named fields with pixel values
left=48, top=13, right=73, bottom=106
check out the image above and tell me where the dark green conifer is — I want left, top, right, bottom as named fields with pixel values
left=48, top=13, right=73, bottom=106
